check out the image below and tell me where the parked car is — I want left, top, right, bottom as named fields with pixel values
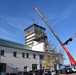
left=65, top=67, right=72, bottom=74
left=0, top=72, right=17, bottom=75
left=0, top=72, right=7, bottom=75
left=34, top=70, right=40, bottom=75
left=17, top=71, right=29, bottom=75
left=6, top=73, right=17, bottom=75
left=34, top=69, right=51, bottom=75
left=50, top=70, right=56, bottom=75
left=29, top=70, right=34, bottom=75
left=72, top=68, right=76, bottom=73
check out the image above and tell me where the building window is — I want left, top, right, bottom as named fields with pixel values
left=39, top=55, right=44, bottom=59
left=32, top=64, right=37, bottom=71
left=33, top=54, right=36, bottom=59
left=26, top=53, right=29, bottom=58
left=0, top=50, right=4, bottom=56
left=22, top=53, right=25, bottom=58
left=13, top=51, right=17, bottom=57
left=0, top=63, right=6, bottom=72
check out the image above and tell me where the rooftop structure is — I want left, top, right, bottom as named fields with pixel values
left=0, top=38, right=31, bottom=50
left=24, top=23, right=47, bottom=47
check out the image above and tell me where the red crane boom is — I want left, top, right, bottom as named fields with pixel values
left=34, top=6, right=76, bottom=65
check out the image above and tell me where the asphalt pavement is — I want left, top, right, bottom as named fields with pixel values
left=67, top=73, right=76, bottom=75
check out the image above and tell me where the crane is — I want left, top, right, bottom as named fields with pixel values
left=33, top=6, right=76, bottom=65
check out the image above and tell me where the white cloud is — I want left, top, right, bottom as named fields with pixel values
left=0, top=15, right=34, bottom=31
left=44, top=2, right=76, bottom=26
left=0, top=27, right=14, bottom=38
left=0, top=15, right=23, bottom=29
left=0, top=15, right=34, bottom=43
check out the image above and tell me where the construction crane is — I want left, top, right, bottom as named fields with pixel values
left=33, top=6, right=76, bottom=65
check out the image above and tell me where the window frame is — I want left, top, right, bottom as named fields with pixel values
left=0, top=50, right=5, bottom=56
left=33, top=54, right=36, bottom=59
left=13, top=51, right=17, bottom=57
left=26, top=53, right=29, bottom=58
left=22, top=52, right=25, bottom=58
left=39, top=55, right=44, bottom=59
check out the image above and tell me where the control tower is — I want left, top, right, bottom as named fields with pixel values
left=24, top=23, right=47, bottom=52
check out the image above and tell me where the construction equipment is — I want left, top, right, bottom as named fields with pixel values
left=34, top=6, right=76, bottom=65
left=63, top=33, right=76, bottom=45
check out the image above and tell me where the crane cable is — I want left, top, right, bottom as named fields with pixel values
left=69, top=33, right=76, bottom=59
left=68, top=43, right=73, bottom=58
left=66, top=33, right=76, bottom=61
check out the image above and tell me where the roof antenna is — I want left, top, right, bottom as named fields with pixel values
left=33, top=18, right=38, bottom=25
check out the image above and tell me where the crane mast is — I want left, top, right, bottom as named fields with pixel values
left=34, top=6, right=76, bottom=65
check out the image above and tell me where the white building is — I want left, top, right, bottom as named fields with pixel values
left=0, top=23, right=64, bottom=73
left=0, top=38, right=45, bottom=73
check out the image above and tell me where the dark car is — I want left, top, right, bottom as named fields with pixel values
left=17, top=71, right=29, bottom=75
left=29, top=70, right=34, bottom=75
left=33, top=69, right=51, bottom=75
left=64, top=67, right=72, bottom=74
left=6, top=73, right=17, bottom=75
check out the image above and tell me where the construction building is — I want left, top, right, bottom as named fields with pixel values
left=0, top=23, right=64, bottom=73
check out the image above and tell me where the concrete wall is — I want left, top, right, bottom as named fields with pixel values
left=32, top=42, right=45, bottom=52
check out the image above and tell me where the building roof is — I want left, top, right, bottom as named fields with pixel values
left=24, top=23, right=46, bottom=31
left=0, top=38, right=31, bottom=50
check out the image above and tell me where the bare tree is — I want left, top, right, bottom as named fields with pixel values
left=44, top=41, right=65, bottom=69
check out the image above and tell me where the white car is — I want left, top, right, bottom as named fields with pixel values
left=50, top=70, right=56, bottom=75
left=72, top=68, right=76, bottom=72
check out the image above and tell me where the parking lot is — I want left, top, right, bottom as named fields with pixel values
left=68, top=73, right=76, bottom=75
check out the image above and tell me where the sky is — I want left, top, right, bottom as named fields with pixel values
left=0, top=0, right=76, bottom=65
